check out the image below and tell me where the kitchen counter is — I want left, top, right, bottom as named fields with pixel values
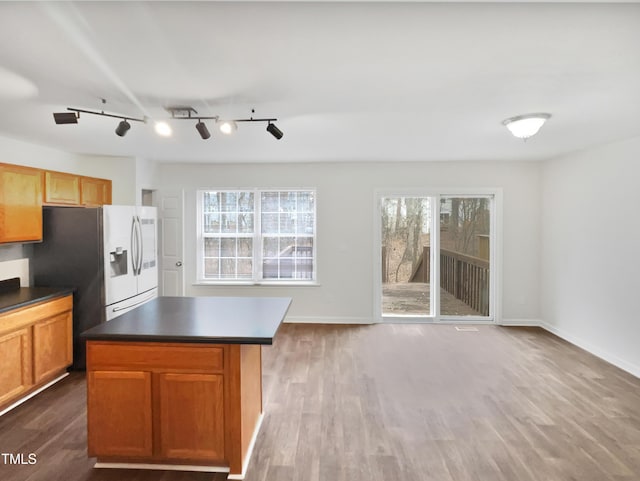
left=83, top=295, right=291, bottom=480
left=80, top=296, right=291, bottom=344
left=0, top=285, right=75, bottom=314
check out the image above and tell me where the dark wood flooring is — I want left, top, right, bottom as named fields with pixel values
left=1, top=323, right=640, bottom=481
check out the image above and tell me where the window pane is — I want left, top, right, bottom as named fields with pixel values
left=279, top=192, right=296, bottom=212
left=220, top=238, right=236, bottom=257
left=262, top=213, right=279, bottom=234
left=238, top=238, right=252, bottom=257
left=263, top=237, right=279, bottom=257
left=204, top=192, right=220, bottom=212
left=238, top=213, right=253, bottom=233
left=237, top=259, right=253, bottom=277
left=296, top=213, right=313, bottom=235
left=204, top=213, right=220, bottom=234
left=204, top=258, right=219, bottom=278
left=221, top=192, right=237, bottom=211
left=238, top=192, right=254, bottom=212
left=204, top=238, right=219, bottom=257
left=279, top=213, right=295, bottom=233
left=440, top=197, right=491, bottom=317
left=297, top=192, right=314, bottom=212
left=221, top=213, right=237, bottom=233
left=261, top=192, right=279, bottom=212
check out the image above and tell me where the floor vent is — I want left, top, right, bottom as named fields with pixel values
left=455, top=326, right=479, bottom=332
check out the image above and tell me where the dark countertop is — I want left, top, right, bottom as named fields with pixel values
left=81, top=296, right=292, bottom=345
left=0, top=286, right=75, bottom=314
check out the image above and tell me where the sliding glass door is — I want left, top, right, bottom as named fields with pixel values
left=439, top=196, right=491, bottom=317
left=381, top=197, right=432, bottom=317
left=378, top=192, right=494, bottom=321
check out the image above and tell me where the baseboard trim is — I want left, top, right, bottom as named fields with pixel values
left=500, top=318, right=543, bottom=327
left=539, top=320, right=640, bottom=379
left=284, top=316, right=373, bottom=324
left=94, top=462, right=229, bottom=473
left=0, top=372, right=69, bottom=417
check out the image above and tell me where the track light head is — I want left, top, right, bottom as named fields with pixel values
left=217, top=120, right=237, bottom=135
left=196, top=121, right=211, bottom=140
left=115, top=119, right=130, bottom=137
left=53, top=112, right=78, bottom=124
left=266, top=122, right=283, bottom=140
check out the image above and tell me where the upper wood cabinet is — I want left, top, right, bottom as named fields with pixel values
left=43, top=170, right=112, bottom=207
left=0, top=163, right=43, bottom=243
left=44, top=170, right=81, bottom=205
left=81, top=176, right=112, bottom=206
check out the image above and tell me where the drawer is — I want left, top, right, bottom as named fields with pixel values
left=86, top=342, right=225, bottom=373
left=0, top=295, right=72, bottom=336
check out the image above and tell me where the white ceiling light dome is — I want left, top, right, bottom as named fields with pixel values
left=502, top=113, right=551, bottom=139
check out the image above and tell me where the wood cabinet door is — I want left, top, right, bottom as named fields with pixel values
left=87, top=371, right=153, bottom=458
left=44, top=171, right=80, bottom=205
left=158, top=373, right=225, bottom=461
left=81, top=177, right=112, bottom=206
left=32, top=311, right=72, bottom=384
left=0, top=327, right=32, bottom=406
left=0, top=164, right=43, bottom=243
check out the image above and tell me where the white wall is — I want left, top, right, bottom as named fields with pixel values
left=541, top=136, right=640, bottom=377
left=157, top=160, right=541, bottom=323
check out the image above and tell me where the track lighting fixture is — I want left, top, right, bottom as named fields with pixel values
left=266, top=122, right=284, bottom=140
left=115, top=120, right=130, bottom=137
left=195, top=121, right=211, bottom=140
left=53, top=104, right=283, bottom=141
left=53, top=103, right=146, bottom=138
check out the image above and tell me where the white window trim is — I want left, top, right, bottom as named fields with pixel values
left=196, top=188, right=318, bottom=285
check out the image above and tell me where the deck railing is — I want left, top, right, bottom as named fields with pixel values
left=385, top=245, right=489, bottom=316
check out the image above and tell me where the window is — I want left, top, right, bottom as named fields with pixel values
left=198, top=189, right=316, bottom=283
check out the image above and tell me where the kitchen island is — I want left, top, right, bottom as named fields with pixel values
left=81, top=296, right=291, bottom=480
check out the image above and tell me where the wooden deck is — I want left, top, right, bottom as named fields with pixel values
left=383, top=282, right=482, bottom=316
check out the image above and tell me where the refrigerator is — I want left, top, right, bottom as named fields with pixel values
left=32, top=205, right=158, bottom=369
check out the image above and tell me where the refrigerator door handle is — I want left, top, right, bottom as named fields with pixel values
left=131, top=216, right=139, bottom=276
left=137, top=215, right=144, bottom=274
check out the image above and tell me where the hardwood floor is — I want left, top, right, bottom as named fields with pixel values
left=1, top=323, right=640, bottom=481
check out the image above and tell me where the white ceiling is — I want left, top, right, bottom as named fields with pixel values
left=0, top=1, right=639, bottom=164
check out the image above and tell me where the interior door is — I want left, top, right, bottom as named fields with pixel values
left=159, top=190, right=185, bottom=296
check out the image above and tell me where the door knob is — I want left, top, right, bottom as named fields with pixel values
left=176, top=261, right=183, bottom=267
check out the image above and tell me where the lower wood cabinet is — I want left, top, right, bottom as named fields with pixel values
left=87, top=371, right=153, bottom=458
left=0, top=295, right=73, bottom=410
left=86, top=341, right=263, bottom=474
left=158, top=373, right=225, bottom=460
left=0, top=327, right=32, bottom=406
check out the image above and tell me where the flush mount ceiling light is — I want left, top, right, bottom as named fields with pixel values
left=502, top=113, right=551, bottom=139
